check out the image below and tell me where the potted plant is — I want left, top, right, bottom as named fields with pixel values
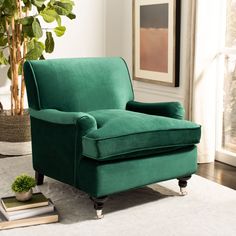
left=0, top=0, right=76, bottom=142
left=11, top=174, right=36, bottom=201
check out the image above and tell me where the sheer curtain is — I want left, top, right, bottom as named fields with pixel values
left=189, top=0, right=226, bottom=163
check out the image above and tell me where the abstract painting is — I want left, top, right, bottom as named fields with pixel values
left=133, top=0, right=180, bottom=86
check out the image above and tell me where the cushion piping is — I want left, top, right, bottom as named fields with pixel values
left=83, top=126, right=200, bottom=142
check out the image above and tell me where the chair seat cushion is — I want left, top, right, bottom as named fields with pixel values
left=82, top=109, right=201, bottom=161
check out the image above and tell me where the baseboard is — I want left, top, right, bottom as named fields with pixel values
left=216, top=150, right=236, bottom=167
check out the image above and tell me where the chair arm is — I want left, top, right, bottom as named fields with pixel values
left=29, top=108, right=97, bottom=133
left=126, top=101, right=185, bottom=119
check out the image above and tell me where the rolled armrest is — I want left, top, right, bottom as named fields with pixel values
left=126, top=101, right=185, bottom=119
left=29, top=109, right=97, bottom=132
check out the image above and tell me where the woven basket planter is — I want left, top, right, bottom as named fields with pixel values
left=0, top=109, right=31, bottom=143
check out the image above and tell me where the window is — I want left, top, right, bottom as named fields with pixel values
left=222, top=0, right=236, bottom=152
left=216, top=0, right=236, bottom=166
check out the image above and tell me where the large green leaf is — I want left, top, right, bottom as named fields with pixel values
left=0, top=17, right=5, bottom=34
left=37, top=4, right=46, bottom=12
left=32, top=0, right=46, bottom=8
left=22, top=24, right=34, bottom=38
left=67, top=13, right=76, bottom=20
left=22, top=0, right=31, bottom=8
left=45, top=31, right=54, bottom=53
left=49, top=0, right=56, bottom=7
left=7, top=66, right=12, bottom=79
left=27, top=39, right=34, bottom=52
left=18, top=16, right=34, bottom=25
left=60, top=0, right=74, bottom=4
left=55, top=15, right=61, bottom=26
left=53, top=2, right=73, bottom=15
left=2, top=0, right=17, bottom=16
left=32, top=18, right=43, bottom=38
left=25, top=40, right=45, bottom=60
left=18, top=63, right=22, bottom=76
left=54, top=26, right=66, bottom=37
left=0, top=0, right=4, bottom=8
left=0, top=26, right=4, bottom=34
left=39, top=54, right=45, bottom=60
left=0, top=51, right=8, bottom=65
left=40, top=8, right=58, bottom=23
left=0, top=36, right=7, bottom=46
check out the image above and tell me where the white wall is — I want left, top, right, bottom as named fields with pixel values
left=0, top=0, right=193, bottom=114
left=0, top=65, right=10, bottom=110
left=105, top=0, right=194, bottom=117
left=105, top=0, right=132, bottom=70
left=0, top=0, right=106, bottom=109
left=46, top=0, right=106, bottom=59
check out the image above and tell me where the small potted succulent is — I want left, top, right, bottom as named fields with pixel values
left=11, top=174, right=36, bottom=201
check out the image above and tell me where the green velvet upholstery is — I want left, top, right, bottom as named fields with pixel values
left=126, top=101, right=185, bottom=119
left=29, top=108, right=97, bottom=126
left=24, top=57, right=133, bottom=112
left=83, top=109, right=201, bottom=160
left=24, top=57, right=201, bottom=200
left=78, top=146, right=197, bottom=197
left=30, top=117, right=79, bottom=186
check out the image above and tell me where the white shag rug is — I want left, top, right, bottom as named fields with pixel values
left=0, top=156, right=236, bottom=236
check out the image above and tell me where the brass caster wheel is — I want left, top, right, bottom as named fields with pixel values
left=96, top=210, right=104, bottom=219
left=178, top=176, right=191, bottom=196
left=90, top=196, right=108, bottom=219
left=180, top=187, right=187, bottom=196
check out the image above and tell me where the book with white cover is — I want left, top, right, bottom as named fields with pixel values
left=0, top=200, right=54, bottom=221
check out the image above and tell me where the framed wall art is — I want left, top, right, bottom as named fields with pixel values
left=133, top=0, right=181, bottom=87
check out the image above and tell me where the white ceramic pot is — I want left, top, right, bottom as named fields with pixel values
left=15, top=189, right=32, bottom=202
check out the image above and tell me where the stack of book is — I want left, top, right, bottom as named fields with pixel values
left=0, top=192, right=59, bottom=230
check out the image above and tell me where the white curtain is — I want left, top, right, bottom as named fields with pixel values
left=190, top=0, right=226, bottom=163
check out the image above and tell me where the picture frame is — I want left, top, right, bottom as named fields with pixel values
left=133, top=0, right=181, bottom=87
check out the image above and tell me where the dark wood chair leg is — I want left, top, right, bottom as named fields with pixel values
left=177, top=175, right=192, bottom=196
left=90, top=196, right=108, bottom=219
left=35, top=171, right=44, bottom=185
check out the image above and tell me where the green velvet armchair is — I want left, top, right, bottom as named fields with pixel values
left=24, top=57, right=201, bottom=218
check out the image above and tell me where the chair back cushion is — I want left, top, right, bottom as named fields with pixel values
left=24, top=57, right=134, bottom=112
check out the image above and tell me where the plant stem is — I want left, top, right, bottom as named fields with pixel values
left=5, top=19, right=14, bottom=115
left=20, top=6, right=28, bottom=115
left=11, top=16, right=20, bottom=115
left=17, top=0, right=24, bottom=115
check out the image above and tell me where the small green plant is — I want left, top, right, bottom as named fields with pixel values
left=11, top=174, right=36, bottom=193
